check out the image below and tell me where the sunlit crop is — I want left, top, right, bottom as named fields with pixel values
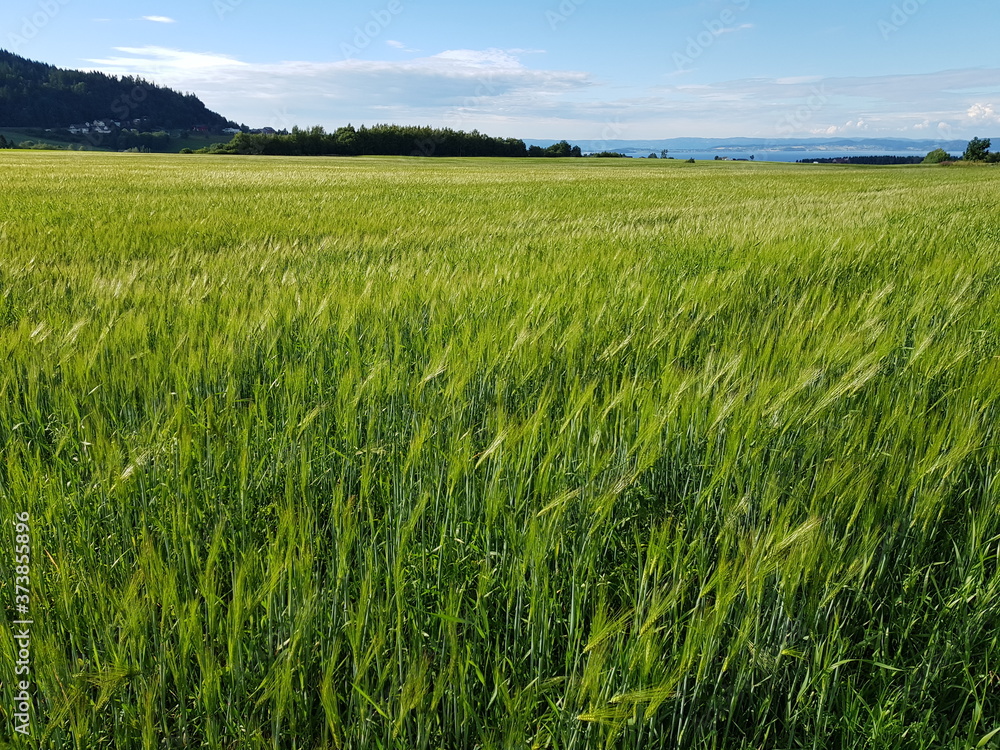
left=1, top=151, right=999, bottom=749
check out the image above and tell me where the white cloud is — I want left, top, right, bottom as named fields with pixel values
left=811, top=119, right=870, bottom=136
left=88, top=46, right=590, bottom=93
left=385, top=40, right=421, bottom=53
left=967, top=102, right=999, bottom=124
left=716, top=23, right=754, bottom=34
left=88, top=47, right=248, bottom=76
left=141, top=16, right=176, bottom=23
left=776, top=76, right=823, bottom=85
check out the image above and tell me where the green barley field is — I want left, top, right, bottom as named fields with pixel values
left=1, top=151, right=999, bottom=749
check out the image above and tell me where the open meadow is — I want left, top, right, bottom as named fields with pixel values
left=1, top=151, right=999, bottom=749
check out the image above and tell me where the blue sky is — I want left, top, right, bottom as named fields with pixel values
left=4, top=0, right=999, bottom=140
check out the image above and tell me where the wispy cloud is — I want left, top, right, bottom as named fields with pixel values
left=648, top=68, right=1000, bottom=138
left=716, top=23, right=753, bottom=34
left=89, top=47, right=248, bottom=73
left=386, top=40, right=406, bottom=49
left=141, top=16, right=176, bottom=24
left=386, top=40, right=419, bottom=53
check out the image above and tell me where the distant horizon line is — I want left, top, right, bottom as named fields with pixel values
left=518, top=135, right=994, bottom=143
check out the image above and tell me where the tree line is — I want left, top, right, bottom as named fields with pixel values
left=797, top=155, right=925, bottom=165
left=0, top=129, right=174, bottom=152
left=795, top=140, right=999, bottom=166
left=193, top=125, right=584, bottom=158
left=924, top=139, right=998, bottom=163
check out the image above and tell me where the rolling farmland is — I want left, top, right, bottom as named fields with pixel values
left=1, top=152, right=999, bottom=748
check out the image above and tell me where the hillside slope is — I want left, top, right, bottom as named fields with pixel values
left=0, top=49, right=234, bottom=130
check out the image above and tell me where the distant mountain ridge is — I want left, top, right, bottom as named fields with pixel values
left=524, top=136, right=983, bottom=155
left=0, top=49, right=234, bottom=130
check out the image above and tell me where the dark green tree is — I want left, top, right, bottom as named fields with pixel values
left=544, top=140, right=572, bottom=157
left=0, top=49, right=236, bottom=131
left=201, top=123, right=533, bottom=158
left=963, top=137, right=991, bottom=161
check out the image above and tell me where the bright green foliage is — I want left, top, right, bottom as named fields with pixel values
left=922, top=147, right=953, bottom=164
left=1, top=153, right=1000, bottom=749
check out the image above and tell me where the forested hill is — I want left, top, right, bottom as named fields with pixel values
left=0, top=49, right=234, bottom=130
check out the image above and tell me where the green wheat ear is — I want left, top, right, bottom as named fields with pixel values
left=0, top=150, right=998, bottom=749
